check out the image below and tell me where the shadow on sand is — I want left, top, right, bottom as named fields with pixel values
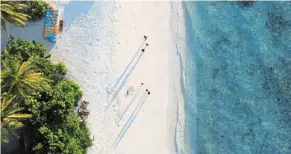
left=117, top=83, right=144, bottom=123
left=106, top=41, right=146, bottom=109
left=112, top=91, right=149, bottom=150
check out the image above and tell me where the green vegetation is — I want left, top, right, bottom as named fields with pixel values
left=0, top=1, right=30, bottom=31
left=1, top=93, right=32, bottom=143
left=24, top=0, right=47, bottom=21
left=0, top=0, right=47, bottom=32
left=1, top=37, right=92, bottom=153
left=1, top=57, right=50, bottom=97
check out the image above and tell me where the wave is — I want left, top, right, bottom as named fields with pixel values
left=170, top=1, right=189, bottom=154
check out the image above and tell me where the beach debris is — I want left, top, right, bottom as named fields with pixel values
left=59, top=20, right=64, bottom=32
left=118, top=83, right=144, bottom=123
left=126, top=85, right=135, bottom=96
left=81, top=100, right=89, bottom=108
left=78, top=100, right=90, bottom=120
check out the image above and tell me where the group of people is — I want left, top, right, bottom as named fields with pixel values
left=142, top=35, right=149, bottom=52
left=141, top=36, right=150, bottom=96
left=79, top=100, right=90, bottom=120
left=125, top=36, right=151, bottom=96
left=79, top=36, right=151, bottom=121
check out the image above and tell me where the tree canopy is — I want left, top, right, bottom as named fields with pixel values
left=1, top=37, right=92, bottom=154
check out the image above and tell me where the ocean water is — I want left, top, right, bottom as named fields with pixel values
left=183, top=2, right=291, bottom=154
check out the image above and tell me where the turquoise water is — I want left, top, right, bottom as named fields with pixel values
left=183, top=2, right=291, bottom=153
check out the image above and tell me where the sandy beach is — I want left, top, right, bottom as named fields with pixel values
left=0, top=0, right=186, bottom=154
left=51, top=1, right=186, bottom=154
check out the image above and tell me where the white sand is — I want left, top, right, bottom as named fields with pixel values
left=51, top=1, right=186, bottom=154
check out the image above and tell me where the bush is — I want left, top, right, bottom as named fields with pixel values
left=2, top=36, right=47, bottom=61
left=24, top=0, right=47, bottom=21
left=55, top=62, right=68, bottom=75
left=2, top=36, right=67, bottom=83
left=2, top=37, right=92, bottom=154
left=25, top=80, right=91, bottom=154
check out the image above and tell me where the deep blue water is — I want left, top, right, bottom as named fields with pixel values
left=183, top=2, right=291, bottom=154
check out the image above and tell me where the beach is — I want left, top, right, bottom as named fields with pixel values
left=2, top=1, right=291, bottom=153
left=50, top=1, right=186, bottom=154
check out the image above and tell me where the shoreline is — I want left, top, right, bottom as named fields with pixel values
left=170, top=2, right=187, bottom=154
left=50, top=1, right=186, bottom=153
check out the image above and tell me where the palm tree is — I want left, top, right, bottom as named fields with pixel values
left=1, top=93, right=32, bottom=143
left=1, top=1, right=30, bottom=31
left=1, top=57, right=50, bottom=97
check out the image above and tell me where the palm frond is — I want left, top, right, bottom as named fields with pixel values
left=7, top=121, right=24, bottom=129
left=1, top=1, right=30, bottom=31
left=6, top=113, right=32, bottom=119
left=1, top=128, right=9, bottom=143
left=1, top=94, right=16, bottom=113
left=1, top=58, right=50, bottom=96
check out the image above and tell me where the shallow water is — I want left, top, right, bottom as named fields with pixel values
left=183, top=2, right=291, bottom=153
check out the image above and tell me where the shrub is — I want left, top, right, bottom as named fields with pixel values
left=2, top=37, right=92, bottom=154
left=2, top=36, right=47, bottom=61
left=25, top=80, right=91, bottom=154
left=24, top=0, right=47, bottom=21
left=2, top=36, right=67, bottom=83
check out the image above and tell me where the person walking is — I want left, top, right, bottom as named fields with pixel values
left=144, top=35, right=148, bottom=40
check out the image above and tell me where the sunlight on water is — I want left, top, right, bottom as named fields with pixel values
left=183, top=2, right=291, bottom=153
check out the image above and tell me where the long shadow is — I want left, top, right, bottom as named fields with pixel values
left=106, top=51, right=145, bottom=110
left=110, top=40, right=146, bottom=92
left=118, top=84, right=143, bottom=123
left=112, top=92, right=149, bottom=150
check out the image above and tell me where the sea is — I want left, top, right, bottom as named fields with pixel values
left=183, top=1, right=291, bottom=154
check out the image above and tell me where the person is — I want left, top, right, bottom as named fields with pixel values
left=146, top=43, right=149, bottom=46
left=148, top=91, right=150, bottom=95
left=144, top=35, right=147, bottom=40
left=141, top=49, right=145, bottom=52
left=32, top=40, right=36, bottom=44
left=146, top=89, right=148, bottom=92
left=141, top=83, right=144, bottom=85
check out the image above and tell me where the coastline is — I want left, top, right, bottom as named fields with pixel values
left=50, top=1, right=186, bottom=154
left=170, top=1, right=187, bottom=154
